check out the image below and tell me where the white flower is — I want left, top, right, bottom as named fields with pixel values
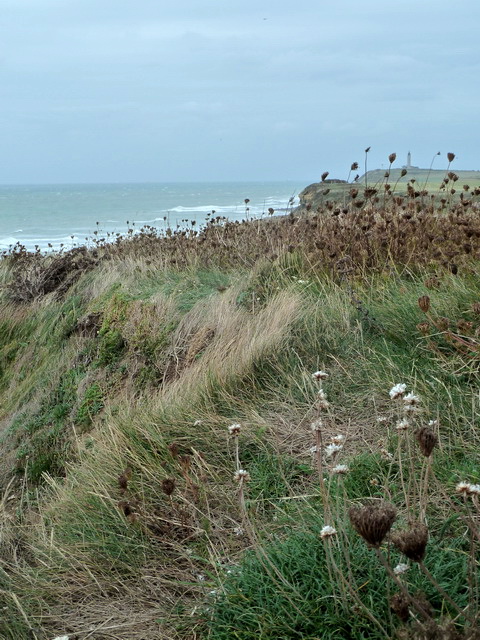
left=331, top=434, right=345, bottom=444
left=196, top=574, right=206, bottom=582
left=389, top=383, right=406, bottom=400
left=312, top=370, right=329, bottom=381
left=325, top=443, right=342, bottom=459
left=428, top=419, right=439, bottom=427
left=396, top=418, right=409, bottom=431
left=456, top=482, right=471, bottom=494
left=310, top=418, right=323, bottom=432
left=403, top=392, right=420, bottom=406
left=233, top=469, right=250, bottom=482
left=193, top=420, right=202, bottom=426
left=457, top=482, right=480, bottom=496
left=228, top=423, right=241, bottom=436
left=309, top=445, right=319, bottom=454
left=403, top=404, right=419, bottom=413
left=394, top=563, right=410, bottom=575
left=233, top=527, right=244, bottom=536
left=317, top=389, right=330, bottom=409
left=332, top=464, right=349, bottom=475
left=376, top=416, right=388, bottom=423
left=320, top=525, right=337, bottom=539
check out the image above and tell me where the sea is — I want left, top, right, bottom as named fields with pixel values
left=0, top=181, right=304, bottom=252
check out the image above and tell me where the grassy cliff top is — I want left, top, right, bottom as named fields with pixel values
left=0, top=190, right=479, bottom=639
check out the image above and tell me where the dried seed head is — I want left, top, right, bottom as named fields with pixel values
left=118, top=500, right=134, bottom=518
left=447, top=152, right=455, bottom=163
left=161, top=478, right=176, bottom=496
left=388, top=153, right=397, bottom=164
left=390, top=592, right=410, bottom=622
left=472, top=302, right=480, bottom=315
left=392, top=524, right=428, bottom=562
left=331, top=434, right=345, bottom=445
left=401, top=168, right=408, bottom=177
left=348, top=501, right=397, bottom=547
left=321, top=171, right=329, bottom=182
left=418, top=295, right=430, bottom=313
left=436, top=316, right=450, bottom=331
left=424, top=277, right=440, bottom=289
left=351, top=162, right=359, bottom=171
left=118, top=467, right=132, bottom=493
left=415, top=426, right=437, bottom=457
left=168, top=442, right=180, bottom=458
left=417, top=321, right=430, bottom=335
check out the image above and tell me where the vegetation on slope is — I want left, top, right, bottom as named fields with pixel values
left=0, top=158, right=479, bottom=639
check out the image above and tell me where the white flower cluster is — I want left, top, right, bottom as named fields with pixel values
left=393, top=563, right=410, bottom=575
left=456, top=482, right=480, bottom=496
left=228, top=423, right=242, bottom=436
left=389, top=383, right=406, bottom=400
left=312, top=370, right=329, bottom=381
left=325, top=443, right=343, bottom=459
left=389, top=384, right=420, bottom=412
left=396, top=418, right=410, bottom=431
left=320, top=525, right=337, bottom=539
left=310, top=418, right=323, bottom=432
left=233, top=469, right=250, bottom=482
left=317, top=388, right=330, bottom=410
left=332, top=464, right=349, bottom=475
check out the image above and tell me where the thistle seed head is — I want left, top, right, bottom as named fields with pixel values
left=392, top=524, right=428, bottom=562
left=415, top=426, right=438, bottom=457
left=348, top=501, right=397, bottom=547
left=161, top=478, right=176, bottom=496
left=390, top=592, right=410, bottom=622
left=418, top=295, right=430, bottom=313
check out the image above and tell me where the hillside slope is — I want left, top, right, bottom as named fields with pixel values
left=0, top=194, right=479, bottom=639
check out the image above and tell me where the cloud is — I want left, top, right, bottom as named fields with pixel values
left=1, top=0, right=480, bottom=182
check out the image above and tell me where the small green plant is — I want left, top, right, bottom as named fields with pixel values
left=76, top=382, right=104, bottom=429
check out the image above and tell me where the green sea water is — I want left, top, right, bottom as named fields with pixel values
left=0, top=181, right=303, bottom=251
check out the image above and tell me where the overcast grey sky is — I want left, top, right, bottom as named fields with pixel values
left=1, top=0, right=479, bottom=183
